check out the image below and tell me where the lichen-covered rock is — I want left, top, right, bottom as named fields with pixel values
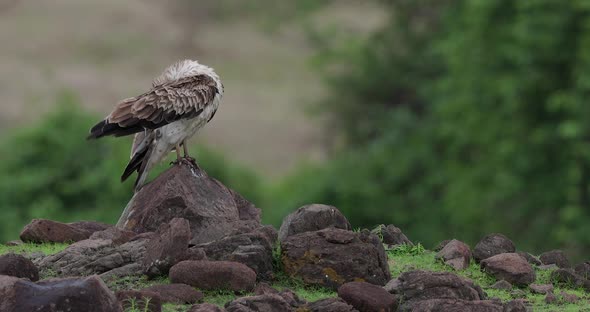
left=142, top=218, right=191, bottom=277
left=278, top=204, right=351, bottom=242
left=117, top=164, right=261, bottom=245
left=435, top=239, right=471, bottom=270
left=338, top=281, right=397, bottom=312
left=281, top=228, right=390, bottom=289
left=20, top=219, right=111, bottom=243
left=0, top=253, right=39, bottom=281
left=192, top=225, right=277, bottom=280
left=473, top=233, right=515, bottom=262
left=386, top=270, right=485, bottom=311
left=480, top=253, right=535, bottom=286
left=169, top=260, right=256, bottom=292
left=0, top=275, right=121, bottom=312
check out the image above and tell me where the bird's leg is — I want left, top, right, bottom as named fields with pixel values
left=170, top=144, right=182, bottom=165
left=181, top=140, right=200, bottom=169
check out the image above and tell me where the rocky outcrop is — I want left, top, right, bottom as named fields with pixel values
left=480, top=253, right=535, bottom=286
left=281, top=228, right=390, bottom=289
left=117, top=163, right=261, bottom=245
left=20, top=219, right=111, bottom=243
left=0, top=275, right=121, bottom=312
left=435, top=239, right=471, bottom=270
left=338, top=281, right=397, bottom=312
left=278, top=204, right=351, bottom=242
left=192, top=225, right=277, bottom=281
left=0, top=253, right=39, bottom=281
left=169, top=260, right=256, bottom=291
left=38, top=237, right=148, bottom=278
left=142, top=218, right=191, bottom=277
left=473, top=233, right=515, bottom=262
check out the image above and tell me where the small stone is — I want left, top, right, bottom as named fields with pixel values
left=539, top=250, right=570, bottom=268
left=510, top=289, right=527, bottom=298
left=433, top=240, right=451, bottom=252
left=302, top=298, right=357, bottom=312
left=20, top=219, right=110, bottom=243
left=550, top=268, right=585, bottom=288
left=225, top=294, right=292, bottom=312
left=574, top=261, right=590, bottom=279
left=188, top=303, right=225, bottom=312
left=372, top=224, right=412, bottom=247
left=490, top=280, right=512, bottom=290
left=473, top=233, right=515, bottom=262
left=0, top=253, right=39, bottom=281
left=529, top=283, right=553, bottom=294
left=338, top=281, right=396, bottom=312
left=5, top=240, right=22, bottom=246
left=516, top=251, right=542, bottom=266
left=503, top=299, right=527, bottom=312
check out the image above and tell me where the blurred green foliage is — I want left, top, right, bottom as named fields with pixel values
left=268, top=0, right=590, bottom=257
left=0, top=92, right=262, bottom=242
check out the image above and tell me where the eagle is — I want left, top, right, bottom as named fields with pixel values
left=87, top=59, right=224, bottom=191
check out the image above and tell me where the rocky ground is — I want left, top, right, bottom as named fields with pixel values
left=1, top=163, right=590, bottom=311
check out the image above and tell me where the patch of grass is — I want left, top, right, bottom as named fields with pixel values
left=201, top=289, right=246, bottom=307
left=273, top=272, right=336, bottom=302
left=0, top=242, right=69, bottom=256
left=105, top=275, right=170, bottom=292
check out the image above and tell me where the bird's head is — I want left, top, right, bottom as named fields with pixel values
left=153, top=59, right=222, bottom=92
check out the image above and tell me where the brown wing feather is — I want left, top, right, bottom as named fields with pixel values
left=87, top=75, right=218, bottom=139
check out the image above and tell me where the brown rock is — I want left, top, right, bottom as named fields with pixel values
left=278, top=204, right=351, bottom=242
left=117, top=289, right=162, bottom=312
left=189, top=303, right=226, bottom=312
left=117, top=163, right=261, bottom=245
left=473, top=233, right=515, bottom=262
left=281, top=228, right=390, bottom=289
left=5, top=240, right=23, bottom=246
left=169, top=260, right=256, bottom=291
left=386, top=270, right=485, bottom=311
left=303, top=298, right=357, bottom=312
left=539, top=250, right=570, bottom=268
left=435, top=239, right=471, bottom=270
left=0, top=275, right=121, bottom=312
left=193, top=225, right=277, bottom=281
left=372, top=224, right=412, bottom=247
left=480, top=253, right=535, bottom=286
left=0, top=253, right=39, bottom=281
left=20, top=219, right=110, bottom=243
left=529, top=283, right=553, bottom=294
left=338, top=282, right=396, bottom=312
left=252, top=283, right=304, bottom=308
left=407, top=299, right=504, bottom=312
left=225, top=294, right=293, bottom=312
left=142, top=218, right=191, bottom=277
left=143, top=283, right=203, bottom=304
left=503, top=300, right=528, bottom=312
left=433, top=240, right=452, bottom=252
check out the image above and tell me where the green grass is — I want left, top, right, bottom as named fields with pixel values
left=3, top=241, right=590, bottom=311
left=0, top=242, right=69, bottom=256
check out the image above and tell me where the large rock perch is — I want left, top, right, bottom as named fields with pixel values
left=117, top=163, right=261, bottom=245
left=281, top=228, right=390, bottom=289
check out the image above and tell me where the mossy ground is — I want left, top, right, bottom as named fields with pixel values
left=2, top=243, right=589, bottom=311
